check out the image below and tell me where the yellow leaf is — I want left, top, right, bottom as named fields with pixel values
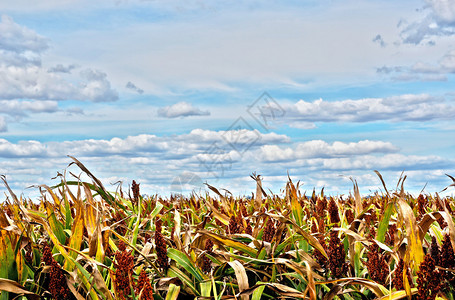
left=397, top=198, right=424, bottom=271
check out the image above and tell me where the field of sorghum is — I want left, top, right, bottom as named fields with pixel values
left=1, top=157, right=455, bottom=299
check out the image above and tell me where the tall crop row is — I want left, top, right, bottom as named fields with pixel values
left=0, top=158, right=454, bottom=299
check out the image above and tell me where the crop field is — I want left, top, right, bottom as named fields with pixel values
left=1, top=157, right=455, bottom=300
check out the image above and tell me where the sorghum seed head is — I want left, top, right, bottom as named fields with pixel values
left=132, top=180, right=140, bottom=205
left=114, top=244, right=135, bottom=299
left=416, top=254, right=442, bottom=300
left=327, top=231, right=347, bottom=278
left=430, top=236, right=440, bottom=266
left=262, top=219, right=276, bottom=243
left=228, top=215, right=241, bottom=234
left=366, top=243, right=389, bottom=285
left=328, top=198, right=340, bottom=224
left=41, top=242, right=72, bottom=300
left=135, top=270, right=153, bottom=300
left=155, top=231, right=169, bottom=270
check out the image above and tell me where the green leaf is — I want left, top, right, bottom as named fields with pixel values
left=165, top=284, right=181, bottom=300
left=64, top=197, right=73, bottom=230
left=376, top=202, right=394, bottom=243
left=168, top=266, right=199, bottom=296
left=0, top=231, right=18, bottom=300
left=199, top=230, right=258, bottom=257
left=44, top=201, right=67, bottom=245
left=167, top=248, right=204, bottom=282
left=66, top=256, right=100, bottom=300
left=252, top=284, right=266, bottom=300
left=200, top=281, right=212, bottom=297
left=151, top=201, right=164, bottom=219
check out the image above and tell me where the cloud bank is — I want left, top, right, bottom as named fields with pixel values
left=286, top=94, right=455, bottom=127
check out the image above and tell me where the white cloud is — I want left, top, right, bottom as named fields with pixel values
left=0, top=100, right=58, bottom=117
left=286, top=94, right=455, bottom=126
left=0, top=131, right=452, bottom=197
left=400, top=0, right=455, bottom=44
left=183, top=128, right=291, bottom=145
left=0, top=15, right=48, bottom=55
left=0, top=139, right=47, bottom=157
left=78, top=69, right=118, bottom=102
left=158, top=101, right=210, bottom=118
left=57, top=134, right=169, bottom=157
left=289, top=122, right=317, bottom=130
left=0, top=15, right=118, bottom=103
left=260, top=140, right=399, bottom=162
left=0, top=65, right=118, bottom=102
left=0, top=129, right=290, bottom=159
left=427, top=0, right=455, bottom=23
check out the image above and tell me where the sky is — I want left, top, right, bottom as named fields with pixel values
left=1, top=0, right=455, bottom=198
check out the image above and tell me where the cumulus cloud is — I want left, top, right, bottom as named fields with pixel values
left=182, top=128, right=290, bottom=145
left=0, top=129, right=290, bottom=160
left=0, top=139, right=47, bottom=157
left=158, top=101, right=210, bottom=118
left=260, top=140, right=399, bottom=162
left=0, top=131, right=452, bottom=197
left=0, top=100, right=58, bottom=117
left=0, top=15, right=118, bottom=103
left=286, top=94, right=455, bottom=126
left=399, top=0, right=455, bottom=44
left=78, top=69, right=118, bottom=102
left=57, top=134, right=169, bottom=157
left=0, top=66, right=118, bottom=102
left=427, top=0, right=455, bottom=23
left=0, top=15, right=48, bottom=55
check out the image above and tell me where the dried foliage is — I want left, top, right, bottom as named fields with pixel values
left=1, top=161, right=455, bottom=299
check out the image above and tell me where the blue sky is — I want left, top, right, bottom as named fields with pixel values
left=1, top=0, right=455, bottom=198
